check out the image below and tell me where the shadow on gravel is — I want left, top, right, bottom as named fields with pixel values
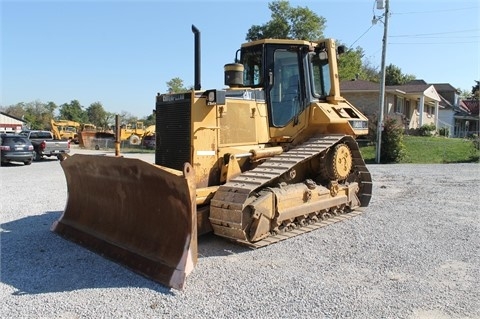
left=197, top=233, right=251, bottom=258
left=32, top=158, right=61, bottom=164
left=1, top=211, right=172, bottom=295
left=1, top=211, right=250, bottom=295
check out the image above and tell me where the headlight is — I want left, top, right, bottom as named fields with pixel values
left=349, top=120, right=368, bottom=129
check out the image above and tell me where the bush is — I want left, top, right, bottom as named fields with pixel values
left=439, top=127, right=449, bottom=137
left=369, top=116, right=406, bottom=163
left=418, top=123, right=436, bottom=136
left=471, top=135, right=480, bottom=150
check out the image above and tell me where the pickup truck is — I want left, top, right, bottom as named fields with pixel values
left=20, top=130, right=70, bottom=161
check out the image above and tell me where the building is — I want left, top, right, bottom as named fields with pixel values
left=0, top=112, right=27, bottom=133
left=340, top=79, right=441, bottom=133
left=455, top=99, right=480, bottom=137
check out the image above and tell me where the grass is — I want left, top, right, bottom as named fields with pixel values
left=360, top=136, right=480, bottom=164
left=93, top=136, right=480, bottom=164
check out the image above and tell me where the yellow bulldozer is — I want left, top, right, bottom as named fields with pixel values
left=52, top=25, right=372, bottom=290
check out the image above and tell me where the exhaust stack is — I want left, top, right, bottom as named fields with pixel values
left=191, top=25, right=201, bottom=90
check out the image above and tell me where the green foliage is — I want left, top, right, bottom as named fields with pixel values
left=418, top=123, right=436, bottom=136
left=337, top=47, right=364, bottom=81
left=86, top=102, right=113, bottom=129
left=1, top=99, right=151, bottom=131
left=369, top=117, right=406, bottom=163
left=3, top=102, right=27, bottom=119
left=385, top=64, right=416, bottom=85
left=337, top=47, right=380, bottom=82
left=58, top=100, right=88, bottom=123
left=438, top=127, right=449, bottom=137
left=245, top=0, right=326, bottom=41
left=380, top=117, right=406, bottom=163
left=360, top=136, right=479, bottom=164
left=166, top=77, right=189, bottom=93
left=472, top=80, right=479, bottom=99
left=143, top=112, right=156, bottom=126
left=5, top=100, right=56, bottom=130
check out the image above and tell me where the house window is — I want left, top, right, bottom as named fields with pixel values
left=394, top=96, right=404, bottom=113
left=427, top=105, right=433, bottom=117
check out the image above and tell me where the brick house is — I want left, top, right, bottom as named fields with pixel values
left=340, top=79, right=441, bottom=133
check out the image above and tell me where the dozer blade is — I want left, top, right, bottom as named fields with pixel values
left=52, top=154, right=197, bottom=290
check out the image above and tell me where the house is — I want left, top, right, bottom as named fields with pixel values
left=434, top=83, right=458, bottom=137
left=340, top=79, right=441, bottom=133
left=341, top=79, right=479, bottom=137
left=455, top=99, right=479, bottom=137
left=0, top=112, right=27, bottom=133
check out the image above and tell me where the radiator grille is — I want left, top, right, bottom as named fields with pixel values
left=155, top=94, right=191, bottom=170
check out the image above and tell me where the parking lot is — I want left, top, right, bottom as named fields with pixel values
left=1, top=148, right=479, bottom=319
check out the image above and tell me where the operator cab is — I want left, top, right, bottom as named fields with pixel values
left=225, top=39, right=339, bottom=127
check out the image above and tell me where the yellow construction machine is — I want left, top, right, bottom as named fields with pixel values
left=50, top=119, right=80, bottom=142
left=52, top=26, right=372, bottom=290
left=117, top=121, right=146, bottom=145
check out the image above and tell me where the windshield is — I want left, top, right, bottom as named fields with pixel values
left=310, top=52, right=331, bottom=98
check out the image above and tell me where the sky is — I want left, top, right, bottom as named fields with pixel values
left=1, top=0, right=479, bottom=118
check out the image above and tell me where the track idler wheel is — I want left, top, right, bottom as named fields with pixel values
left=326, top=143, right=353, bottom=181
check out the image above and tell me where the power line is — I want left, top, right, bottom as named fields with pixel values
left=348, top=0, right=384, bottom=49
left=349, top=24, right=375, bottom=48
left=393, top=6, right=479, bottom=15
left=390, top=29, right=480, bottom=38
left=394, top=35, right=480, bottom=39
left=389, top=41, right=479, bottom=45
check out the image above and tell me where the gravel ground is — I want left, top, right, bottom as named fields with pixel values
left=1, top=146, right=479, bottom=319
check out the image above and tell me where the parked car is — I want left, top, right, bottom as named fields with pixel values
left=143, top=134, right=156, bottom=150
left=20, top=130, right=70, bottom=161
left=0, top=133, right=35, bottom=166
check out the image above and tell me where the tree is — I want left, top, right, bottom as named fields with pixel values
left=24, top=100, right=54, bottom=130
left=361, top=59, right=381, bottom=82
left=119, top=111, right=138, bottom=125
left=245, top=0, right=326, bottom=41
left=86, top=102, right=112, bottom=129
left=385, top=64, right=415, bottom=86
left=338, top=46, right=380, bottom=82
left=58, top=100, right=88, bottom=123
left=142, top=112, right=156, bottom=127
left=3, top=103, right=26, bottom=120
left=166, top=77, right=189, bottom=93
left=471, top=80, right=479, bottom=99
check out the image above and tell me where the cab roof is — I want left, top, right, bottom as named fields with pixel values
left=241, top=38, right=319, bottom=48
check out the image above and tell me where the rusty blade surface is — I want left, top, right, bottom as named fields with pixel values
left=52, top=154, right=197, bottom=290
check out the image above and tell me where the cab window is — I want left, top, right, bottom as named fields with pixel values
left=310, top=52, right=331, bottom=98
left=269, top=49, right=300, bottom=127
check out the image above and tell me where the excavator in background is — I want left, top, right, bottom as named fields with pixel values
left=50, top=119, right=80, bottom=143
left=52, top=25, right=372, bottom=290
left=78, top=121, right=150, bottom=149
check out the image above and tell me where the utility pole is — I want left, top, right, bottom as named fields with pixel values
left=375, top=0, right=390, bottom=164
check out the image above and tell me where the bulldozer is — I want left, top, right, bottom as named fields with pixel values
left=52, top=25, right=372, bottom=290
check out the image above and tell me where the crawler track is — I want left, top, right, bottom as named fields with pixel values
left=210, top=135, right=372, bottom=246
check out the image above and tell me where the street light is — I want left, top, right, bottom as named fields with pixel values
left=375, top=0, right=390, bottom=164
